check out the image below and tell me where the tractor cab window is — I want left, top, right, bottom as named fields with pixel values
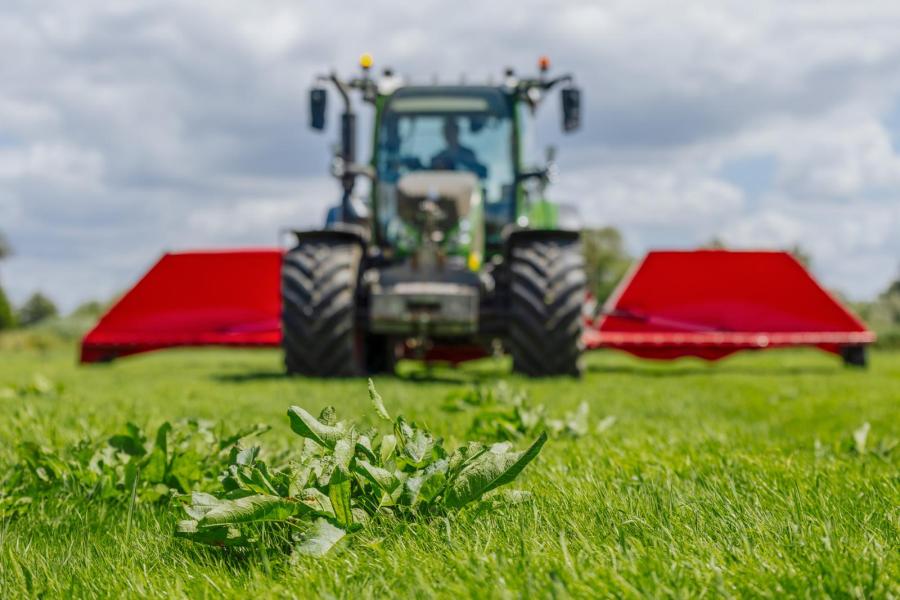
left=376, top=90, right=514, bottom=250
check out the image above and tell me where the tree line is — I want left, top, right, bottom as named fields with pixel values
left=0, top=232, right=63, bottom=330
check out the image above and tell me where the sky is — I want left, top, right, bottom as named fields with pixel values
left=1, top=0, right=899, bottom=312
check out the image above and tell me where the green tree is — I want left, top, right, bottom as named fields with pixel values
left=72, top=300, right=106, bottom=318
left=0, top=231, right=13, bottom=329
left=0, top=286, right=13, bottom=330
left=581, top=227, right=632, bottom=303
left=17, top=292, right=59, bottom=327
left=886, top=267, right=900, bottom=297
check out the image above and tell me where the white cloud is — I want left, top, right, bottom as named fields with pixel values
left=0, top=142, right=105, bottom=189
left=556, top=164, right=744, bottom=228
left=722, top=201, right=900, bottom=298
left=183, top=176, right=335, bottom=244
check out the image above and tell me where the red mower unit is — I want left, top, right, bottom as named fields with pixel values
left=81, top=57, right=875, bottom=373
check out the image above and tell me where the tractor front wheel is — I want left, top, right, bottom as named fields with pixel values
left=281, top=238, right=362, bottom=377
left=507, top=236, right=586, bottom=377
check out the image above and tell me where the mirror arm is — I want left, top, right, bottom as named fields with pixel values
left=516, top=168, right=550, bottom=183
left=328, top=72, right=353, bottom=115
left=542, top=73, right=574, bottom=90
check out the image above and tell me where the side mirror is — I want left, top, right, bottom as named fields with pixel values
left=309, top=87, right=327, bottom=131
left=561, top=87, right=581, bottom=132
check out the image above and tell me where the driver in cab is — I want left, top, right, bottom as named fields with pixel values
left=430, top=117, right=487, bottom=178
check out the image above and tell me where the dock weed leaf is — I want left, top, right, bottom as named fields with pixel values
left=328, top=472, right=353, bottom=528
left=444, top=432, right=547, bottom=509
left=200, top=494, right=303, bottom=526
left=287, top=407, right=346, bottom=449
left=368, top=379, right=391, bottom=421
left=294, top=518, right=346, bottom=557
left=445, top=384, right=594, bottom=442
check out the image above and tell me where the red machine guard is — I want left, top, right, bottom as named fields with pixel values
left=584, top=250, right=875, bottom=360
left=80, top=249, right=283, bottom=363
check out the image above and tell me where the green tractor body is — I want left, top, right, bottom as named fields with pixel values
left=282, top=58, right=586, bottom=376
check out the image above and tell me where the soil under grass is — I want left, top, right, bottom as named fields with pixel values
left=1, top=345, right=898, bottom=598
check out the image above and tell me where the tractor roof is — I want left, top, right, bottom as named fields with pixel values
left=384, top=86, right=510, bottom=115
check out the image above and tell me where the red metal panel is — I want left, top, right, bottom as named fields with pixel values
left=80, top=249, right=283, bottom=363
left=585, top=250, right=875, bottom=360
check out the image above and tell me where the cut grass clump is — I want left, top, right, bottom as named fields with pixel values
left=175, top=379, right=547, bottom=557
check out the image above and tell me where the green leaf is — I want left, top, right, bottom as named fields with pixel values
left=316, top=455, right=337, bottom=488
left=287, top=407, right=346, bottom=449
left=333, top=435, right=355, bottom=472
left=443, top=432, right=547, bottom=509
left=447, top=441, right=487, bottom=476
left=153, top=422, right=171, bottom=452
left=418, top=459, right=448, bottom=503
left=141, top=447, right=167, bottom=484
left=183, top=491, right=224, bottom=521
left=395, top=418, right=435, bottom=468
left=355, top=435, right=377, bottom=463
left=400, top=459, right=448, bottom=506
left=399, top=474, right=423, bottom=507
left=168, top=450, right=204, bottom=492
left=108, top=423, right=147, bottom=457
left=328, top=473, right=353, bottom=528
left=234, top=445, right=260, bottom=467
left=246, top=465, right=279, bottom=496
left=287, top=461, right=314, bottom=496
left=379, top=434, right=397, bottom=465
left=298, top=488, right=334, bottom=517
left=318, top=406, right=338, bottom=426
left=354, top=459, right=400, bottom=493
left=294, top=518, right=346, bottom=557
left=368, top=378, right=390, bottom=421
left=200, top=494, right=302, bottom=525
left=175, top=520, right=248, bottom=547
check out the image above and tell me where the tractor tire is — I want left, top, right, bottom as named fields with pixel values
left=839, top=344, right=867, bottom=368
left=281, top=239, right=362, bottom=377
left=507, top=237, right=585, bottom=377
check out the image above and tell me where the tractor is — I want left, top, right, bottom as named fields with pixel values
left=79, top=58, right=874, bottom=370
left=284, top=55, right=586, bottom=376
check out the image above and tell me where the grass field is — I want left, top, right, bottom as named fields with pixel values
left=1, top=345, right=898, bottom=598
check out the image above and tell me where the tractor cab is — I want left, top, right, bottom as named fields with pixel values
left=308, top=55, right=582, bottom=260
left=374, top=86, right=513, bottom=255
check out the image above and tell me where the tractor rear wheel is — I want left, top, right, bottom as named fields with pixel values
left=281, top=238, right=362, bottom=377
left=508, top=236, right=585, bottom=377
